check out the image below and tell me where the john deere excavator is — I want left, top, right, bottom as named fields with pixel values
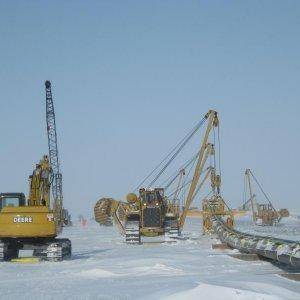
left=0, top=81, right=71, bottom=261
left=94, top=110, right=234, bottom=242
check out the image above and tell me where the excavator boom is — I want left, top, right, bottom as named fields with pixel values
left=0, top=81, right=71, bottom=262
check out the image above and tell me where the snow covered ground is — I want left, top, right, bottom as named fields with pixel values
left=236, top=213, right=300, bottom=241
left=0, top=217, right=299, bottom=300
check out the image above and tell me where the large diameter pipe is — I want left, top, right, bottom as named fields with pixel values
left=212, top=216, right=300, bottom=268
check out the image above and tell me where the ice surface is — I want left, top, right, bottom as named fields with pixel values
left=0, top=217, right=299, bottom=300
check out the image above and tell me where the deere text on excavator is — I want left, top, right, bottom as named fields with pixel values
left=0, top=81, right=71, bottom=261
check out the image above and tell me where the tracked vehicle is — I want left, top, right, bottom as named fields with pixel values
left=95, top=110, right=234, bottom=242
left=94, top=188, right=180, bottom=244
left=124, top=188, right=180, bottom=243
left=243, top=169, right=289, bottom=226
left=0, top=81, right=71, bottom=261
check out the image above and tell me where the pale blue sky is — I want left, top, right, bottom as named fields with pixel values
left=0, top=1, right=299, bottom=216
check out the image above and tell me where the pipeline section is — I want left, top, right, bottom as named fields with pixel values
left=212, top=216, right=300, bottom=268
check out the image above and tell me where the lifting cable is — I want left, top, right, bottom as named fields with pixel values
left=180, top=151, right=199, bottom=205
left=167, top=167, right=210, bottom=199
left=213, top=127, right=216, bottom=170
left=148, top=117, right=207, bottom=188
left=249, top=170, right=277, bottom=212
left=167, top=178, right=193, bottom=199
left=186, top=167, right=212, bottom=206
left=181, top=142, right=211, bottom=207
left=242, top=174, right=247, bottom=207
left=161, top=150, right=200, bottom=190
left=217, top=124, right=222, bottom=179
left=163, top=171, right=183, bottom=192
left=132, top=116, right=207, bottom=192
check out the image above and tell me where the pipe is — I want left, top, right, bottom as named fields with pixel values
left=212, top=216, right=300, bottom=268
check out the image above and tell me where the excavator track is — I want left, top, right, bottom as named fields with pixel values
left=125, top=221, right=141, bottom=244
left=0, top=240, right=17, bottom=261
left=164, top=219, right=180, bottom=239
left=45, top=238, right=72, bottom=261
left=0, top=238, right=71, bottom=262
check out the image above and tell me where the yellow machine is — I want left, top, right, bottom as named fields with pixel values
left=94, top=188, right=180, bottom=243
left=94, top=110, right=234, bottom=241
left=243, top=168, right=289, bottom=226
left=177, top=110, right=234, bottom=234
left=202, top=196, right=234, bottom=234
left=94, top=198, right=115, bottom=226
left=0, top=156, right=55, bottom=238
left=201, top=171, right=234, bottom=234
left=124, top=188, right=180, bottom=242
left=0, top=81, right=71, bottom=261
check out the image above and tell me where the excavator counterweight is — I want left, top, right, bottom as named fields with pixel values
left=0, top=81, right=71, bottom=261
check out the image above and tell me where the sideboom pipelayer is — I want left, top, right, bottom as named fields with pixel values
left=0, top=99, right=296, bottom=269
left=94, top=110, right=234, bottom=243
left=93, top=110, right=300, bottom=269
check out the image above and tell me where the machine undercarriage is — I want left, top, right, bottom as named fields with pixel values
left=94, top=111, right=234, bottom=243
left=0, top=81, right=71, bottom=262
left=0, top=238, right=71, bottom=262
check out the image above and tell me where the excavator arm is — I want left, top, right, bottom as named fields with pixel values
left=28, top=155, right=52, bottom=207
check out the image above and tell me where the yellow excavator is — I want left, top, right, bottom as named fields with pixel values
left=0, top=81, right=71, bottom=261
left=94, top=110, right=234, bottom=242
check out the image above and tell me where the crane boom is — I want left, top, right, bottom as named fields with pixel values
left=173, top=169, right=185, bottom=203
left=0, top=82, right=72, bottom=262
left=179, top=110, right=218, bottom=229
left=45, top=80, right=63, bottom=230
left=245, top=169, right=256, bottom=222
left=244, top=169, right=284, bottom=226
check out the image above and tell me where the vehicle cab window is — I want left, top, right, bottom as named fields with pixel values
left=0, top=194, right=26, bottom=210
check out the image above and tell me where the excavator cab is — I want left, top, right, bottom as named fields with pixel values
left=0, top=193, right=26, bottom=210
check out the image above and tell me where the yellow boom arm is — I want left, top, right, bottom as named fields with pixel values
left=28, top=155, right=51, bottom=207
left=179, top=110, right=219, bottom=229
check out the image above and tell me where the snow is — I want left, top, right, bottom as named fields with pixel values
left=0, top=217, right=299, bottom=299
left=236, top=213, right=300, bottom=241
left=164, top=283, right=285, bottom=300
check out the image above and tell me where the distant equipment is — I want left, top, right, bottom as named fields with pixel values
left=243, top=169, right=289, bottom=226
